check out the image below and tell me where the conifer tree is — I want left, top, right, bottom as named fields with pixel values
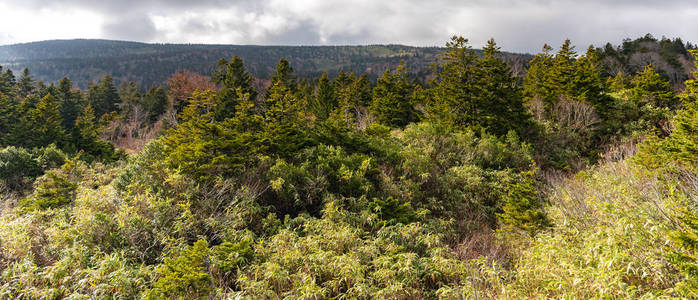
left=30, top=93, right=64, bottom=148
left=310, top=72, right=337, bottom=121
left=142, top=85, right=167, bottom=123
left=213, top=56, right=257, bottom=120
left=370, top=65, right=418, bottom=128
left=0, top=94, right=17, bottom=145
left=631, top=64, right=678, bottom=108
left=88, top=75, right=120, bottom=117
left=431, top=36, right=479, bottom=127
left=473, top=38, right=531, bottom=136
left=17, top=68, right=35, bottom=98
left=0, top=67, right=16, bottom=97
left=266, top=58, right=297, bottom=101
left=523, top=44, right=556, bottom=104
left=118, top=81, right=142, bottom=117
left=56, top=77, right=83, bottom=131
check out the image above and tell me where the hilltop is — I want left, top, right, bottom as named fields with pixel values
left=0, top=39, right=533, bottom=88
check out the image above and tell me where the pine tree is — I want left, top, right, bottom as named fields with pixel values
left=310, top=72, right=337, bottom=121
left=631, top=64, right=678, bottom=108
left=0, top=67, right=16, bottom=98
left=56, top=77, right=84, bottom=131
left=142, top=85, right=167, bottom=123
left=473, top=38, right=532, bottom=136
left=370, top=64, right=418, bottom=128
left=16, top=68, right=35, bottom=98
left=88, top=75, right=120, bottom=117
left=30, top=93, right=65, bottom=148
left=213, top=56, right=257, bottom=120
left=431, top=36, right=479, bottom=127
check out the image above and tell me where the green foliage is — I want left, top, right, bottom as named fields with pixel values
left=0, top=146, right=41, bottom=189
left=369, top=196, right=416, bottom=226
left=668, top=205, right=698, bottom=297
left=370, top=64, right=420, bottom=127
left=29, top=93, right=64, bottom=148
left=88, top=75, right=120, bottom=117
left=497, top=171, right=550, bottom=235
left=20, top=168, right=77, bottom=211
left=310, top=71, right=337, bottom=121
left=147, top=239, right=212, bottom=299
left=431, top=37, right=531, bottom=136
left=631, top=64, right=678, bottom=109
left=1, top=36, right=695, bottom=298
left=213, top=56, right=258, bottom=120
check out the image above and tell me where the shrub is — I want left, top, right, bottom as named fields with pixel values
left=0, top=146, right=41, bottom=190
left=20, top=169, right=77, bottom=211
left=147, top=239, right=212, bottom=299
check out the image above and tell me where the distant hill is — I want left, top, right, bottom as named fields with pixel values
left=0, top=39, right=534, bottom=89
left=0, top=36, right=693, bottom=90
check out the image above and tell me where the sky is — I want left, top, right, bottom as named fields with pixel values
left=1, top=0, right=698, bottom=53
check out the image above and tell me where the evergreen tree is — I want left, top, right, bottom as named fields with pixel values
left=264, top=72, right=312, bottom=157
left=473, top=38, right=532, bottom=136
left=212, top=56, right=257, bottom=120
left=16, top=68, right=35, bottom=98
left=56, top=77, right=83, bottom=131
left=0, top=94, right=17, bottom=145
left=29, top=93, right=64, bottom=148
left=266, top=58, right=297, bottom=101
left=631, top=64, right=678, bottom=108
left=370, top=65, right=418, bottom=128
left=310, top=72, right=337, bottom=121
left=573, top=46, right=610, bottom=111
left=118, top=81, right=142, bottom=117
left=88, top=75, right=120, bottom=117
left=0, top=67, right=16, bottom=97
left=431, top=36, right=479, bottom=127
left=142, top=85, right=167, bottom=123
left=523, top=44, right=557, bottom=105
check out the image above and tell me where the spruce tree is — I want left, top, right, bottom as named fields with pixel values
left=0, top=94, right=17, bottom=145
left=30, top=93, right=64, bottom=148
left=213, top=56, right=257, bottom=120
left=17, top=68, right=35, bottom=98
left=56, top=77, right=83, bottom=131
left=143, top=85, right=167, bottom=123
left=474, top=38, right=531, bottom=136
left=370, top=65, right=418, bottom=128
left=431, top=36, right=479, bottom=127
left=0, top=67, right=16, bottom=98
left=264, top=63, right=312, bottom=156
left=89, top=75, right=120, bottom=117
left=631, top=64, right=678, bottom=108
left=310, top=72, right=337, bottom=121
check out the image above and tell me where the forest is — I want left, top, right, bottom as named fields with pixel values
left=0, top=34, right=696, bottom=299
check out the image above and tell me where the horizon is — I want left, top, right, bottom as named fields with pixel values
left=2, top=0, right=698, bottom=53
left=0, top=33, right=690, bottom=56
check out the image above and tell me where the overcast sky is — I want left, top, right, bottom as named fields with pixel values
left=1, top=0, right=697, bottom=53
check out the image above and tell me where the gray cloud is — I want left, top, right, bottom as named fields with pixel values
left=102, top=14, right=157, bottom=41
left=1, top=0, right=698, bottom=52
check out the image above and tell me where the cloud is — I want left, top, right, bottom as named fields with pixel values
left=102, top=14, right=157, bottom=42
left=1, top=0, right=698, bottom=52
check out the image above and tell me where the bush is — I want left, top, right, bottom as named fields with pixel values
left=20, top=169, right=77, bottom=211
left=0, top=146, right=41, bottom=190
left=147, top=239, right=212, bottom=299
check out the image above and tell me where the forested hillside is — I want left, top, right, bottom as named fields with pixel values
left=0, top=35, right=696, bottom=298
left=0, top=39, right=516, bottom=89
